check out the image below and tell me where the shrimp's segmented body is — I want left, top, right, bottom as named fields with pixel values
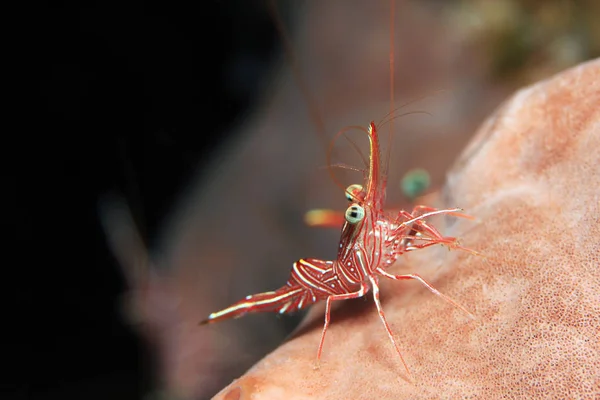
left=200, top=121, right=477, bottom=377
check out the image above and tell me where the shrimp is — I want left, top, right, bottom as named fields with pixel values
left=200, top=119, right=479, bottom=378
left=200, top=0, right=482, bottom=380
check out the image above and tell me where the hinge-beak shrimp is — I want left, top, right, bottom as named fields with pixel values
left=200, top=120, right=479, bottom=378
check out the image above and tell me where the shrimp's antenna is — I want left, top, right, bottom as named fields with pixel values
left=326, top=163, right=366, bottom=174
left=378, top=90, right=445, bottom=127
left=343, top=133, right=369, bottom=169
left=267, top=0, right=329, bottom=151
left=385, top=0, right=396, bottom=182
left=326, top=125, right=370, bottom=193
left=379, top=111, right=433, bottom=132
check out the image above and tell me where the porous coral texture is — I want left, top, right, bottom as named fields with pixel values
left=213, top=59, right=600, bottom=399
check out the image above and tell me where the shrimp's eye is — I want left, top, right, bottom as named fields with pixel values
left=345, top=184, right=364, bottom=202
left=345, top=204, right=365, bottom=224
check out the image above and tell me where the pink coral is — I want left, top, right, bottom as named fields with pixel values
left=212, top=59, right=600, bottom=399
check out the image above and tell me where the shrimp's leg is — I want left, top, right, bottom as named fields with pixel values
left=410, top=205, right=476, bottom=221
left=395, top=235, right=459, bottom=252
left=396, top=207, right=464, bottom=231
left=376, top=268, right=474, bottom=319
left=397, top=208, right=454, bottom=239
left=316, top=283, right=368, bottom=362
left=395, top=235, right=481, bottom=257
left=368, top=275, right=412, bottom=380
left=396, top=208, right=481, bottom=256
left=403, top=206, right=473, bottom=244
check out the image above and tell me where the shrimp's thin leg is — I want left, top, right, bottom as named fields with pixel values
left=396, top=236, right=458, bottom=253
left=368, top=275, right=412, bottom=380
left=316, top=284, right=368, bottom=363
left=402, top=234, right=482, bottom=257
left=397, top=236, right=482, bottom=257
left=395, top=208, right=463, bottom=240
left=398, top=209, right=452, bottom=240
left=396, top=208, right=482, bottom=256
left=410, top=205, right=476, bottom=221
left=376, top=269, right=474, bottom=319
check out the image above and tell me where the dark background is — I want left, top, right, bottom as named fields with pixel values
left=20, top=1, right=283, bottom=399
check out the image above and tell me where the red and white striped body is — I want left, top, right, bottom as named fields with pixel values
left=200, top=122, right=476, bottom=377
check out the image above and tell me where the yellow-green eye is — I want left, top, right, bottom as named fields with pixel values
left=345, top=184, right=364, bottom=202
left=345, top=204, right=365, bottom=224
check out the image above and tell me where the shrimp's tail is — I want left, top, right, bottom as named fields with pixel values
left=199, top=285, right=307, bottom=325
